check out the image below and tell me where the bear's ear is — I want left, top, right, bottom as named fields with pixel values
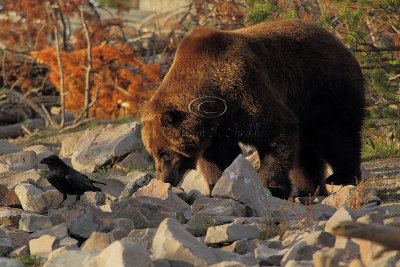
left=160, top=109, right=185, bottom=127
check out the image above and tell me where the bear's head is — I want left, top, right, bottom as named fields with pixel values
left=140, top=27, right=238, bottom=186
left=140, top=100, right=215, bottom=186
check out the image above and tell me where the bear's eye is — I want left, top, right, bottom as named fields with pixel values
left=158, top=151, right=167, bottom=159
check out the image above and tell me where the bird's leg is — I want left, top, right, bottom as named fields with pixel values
left=57, top=194, right=67, bottom=208
left=68, top=195, right=81, bottom=209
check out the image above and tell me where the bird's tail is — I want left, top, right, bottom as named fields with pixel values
left=92, top=180, right=106, bottom=186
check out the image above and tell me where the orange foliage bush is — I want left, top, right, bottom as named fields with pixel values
left=32, top=44, right=160, bottom=119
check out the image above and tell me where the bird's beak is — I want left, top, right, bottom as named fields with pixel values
left=39, top=158, right=47, bottom=164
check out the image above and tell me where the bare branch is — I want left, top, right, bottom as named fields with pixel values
left=80, top=6, right=92, bottom=120
left=331, top=221, right=400, bottom=258
left=49, top=1, right=65, bottom=128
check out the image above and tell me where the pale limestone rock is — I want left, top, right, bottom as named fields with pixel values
left=31, top=190, right=64, bottom=213
left=322, top=185, right=381, bottom=209
left=81, top=232, right=110, bottom=251
left=325, top=206, right=359, bottom=233
left=43, top=250, right=99, bottom=267
left=205, top=223, right=260, bottom=245
left=152, top=218, right=218, bottom=266
left=83, top=241, right=154, bottom=267
left=48, top=246, right=79, bottom=260
left=72, top=121, right=142, bottom=172
left=14, top=184, right=43, bottom=211
left=29, top=234, right=60, bottom=258
left=0, top=151, right=38, bottom=172
left=59, top=136, right=80, bottom=158
left=212, top=155, right=270, bottom=217
left=181, top=170, right=211, bottom=198
left=191, top=197, right=247, bottom=217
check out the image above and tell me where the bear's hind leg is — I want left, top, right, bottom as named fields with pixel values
left=197, top=138, right=242, bottom=186
left=290, top=146, right=329, bottom=197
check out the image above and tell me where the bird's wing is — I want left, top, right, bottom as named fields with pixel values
left=65, top=173, right=97, bottom=191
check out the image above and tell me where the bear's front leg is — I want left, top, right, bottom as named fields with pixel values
left=197, top=137, right=242, bottom=186
left=257, top=121, right=299, bottom=199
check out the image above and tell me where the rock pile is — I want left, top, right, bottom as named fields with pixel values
left=0, top=121, right=400, bottom=266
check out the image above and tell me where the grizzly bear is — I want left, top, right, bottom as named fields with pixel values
left=140, top=19, right=365, bottom=198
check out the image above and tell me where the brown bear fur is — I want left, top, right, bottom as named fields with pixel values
left=140, top=19, right=365, bottom=198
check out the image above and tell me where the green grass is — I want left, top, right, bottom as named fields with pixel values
left=361, top=137, right=400, bottom=161
left=12, top=255, right=42, bottom=267
left=27, top=120, right=100, bottom=143
left=187, top=218, right=215, bottom=237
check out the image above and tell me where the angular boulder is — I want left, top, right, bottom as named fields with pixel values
left=72, top=121, right=142, bottom=172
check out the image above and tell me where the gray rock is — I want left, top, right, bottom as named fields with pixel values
left=191, top=197, right=247, bottom=217
left=9, top=245, right=29, bottom=258
left=119, top=172, right=154, bottom=199
left=334, top=236, right=360, bottom=255
left=0, top=151, right=38, bottom=172
left=0, top=140, right=22, bottom=156
left=43, top=250, right=99, bottom=267
left=122, top=228, right=156, bottom=250
left=281, top=231, right=335, bottom=265
left=0, top=257, right=25, bottom=267
left=285, top=260, right=313, bottom=267
left=59, top=136, right=80, bottom=158
left=0, top=169, right=41, bottom=190
left=83, top=241, right=153, bottom=267
left=19, top=212, right=54, bottom=232
left=205, top=223, right=260, bottom=245
left=66, top=205, right=106, bottom=240
left=211, top=249, right=258, bottom=266
left=72, top=121, right=142, bottom=172
left=31, top=190, right=64, bottom=214
left=59, top=237, right=78, bottom=248
left=152, top=218, right=218, bottom=266
left=180, top=170, right=211, bottom=198
left=114, top=152, right=150, bottom=171
left=0, top=225, right=30, bottom=247
left=255, top=245, right=288, bottom=265
left=48, top=246, right=79, bottom=260
left=84, top=191, right=106, bottom=206
left=212, top=155, right=271, bottom=217
left=0, top=209, right=21, bottom=228
left=325, top=206, right=359, bottom=233
left=24, top=145, right=54, bottom=164
left=111, top=180, right=191, bottom=227
left=0, top=238, right=15, bottom=255
left=222, top=239, right=265, bottom=255
left=31, top=223, right=68, bottom=240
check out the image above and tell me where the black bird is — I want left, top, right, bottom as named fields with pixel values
left=40, top=154, right=106, bottom=207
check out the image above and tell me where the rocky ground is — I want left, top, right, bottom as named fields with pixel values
left=1, top=119, right=400, bottom=267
